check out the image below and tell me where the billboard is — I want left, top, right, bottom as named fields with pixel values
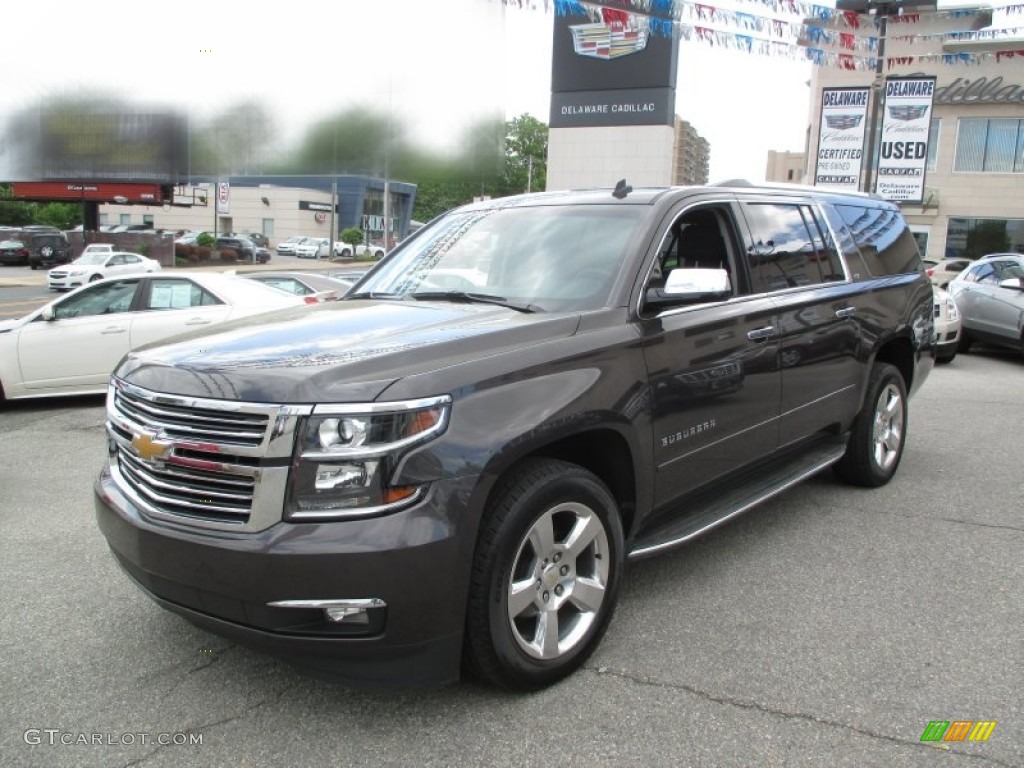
left=814, top=87, right=870, bottom=191
left=10, top=182, right=168, bottom=203
left=876, top=76, right=936, bottom=204
left=550, top=1, right=678, bottom=128
left=2, top=109, right=188, bottom=184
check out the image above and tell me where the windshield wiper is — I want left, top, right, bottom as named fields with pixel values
left=345, top=291, right=408, bottom=301
left=410, top=291, right=540, bottom=314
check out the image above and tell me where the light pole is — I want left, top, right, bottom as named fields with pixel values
left=835, top=0, right=937, bottom=194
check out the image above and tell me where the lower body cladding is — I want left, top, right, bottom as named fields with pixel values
left=94, top=467, right=478, bottom=687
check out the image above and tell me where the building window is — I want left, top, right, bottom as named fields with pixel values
left=945, top=217, right=1024, bottom=259
left=143, top=214, right=154, bottom=227
left=954, top=118, right=1024, bottom=173
left=262, top=218, right=274, bottom=238
left=926, top=118, right=939, bottom=173
left=120, top=214, right=131, bottom=226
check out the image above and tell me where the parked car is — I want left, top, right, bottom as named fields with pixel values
left=0, top=272, right=306, bottom=402
left=242, top=271, right=354, bottom=303
left=95, top=182, right=936, bottom=690
left=27, top=232, right=72, bottom=270
left=922, top=257, right=971, bottom=289
left=80, top=243, right=116, bottom=258
left=333, top=241, right=386, bottom=259
left=295, top=237, right=330, bottom=259
left=214, top=236, right=270, bottom=263
left=0, top=239, right=29, bottom=266
left=48, top=251, right=161, bottom=291
left=174, top=231, right=211, bottom=247
left=276, top=236, right=306, bottom=256
left=324, top=268, right=369, bottom=292
left=948, top=253, right=1024, bottom=356
left=933, top=288, right=960, bottom=364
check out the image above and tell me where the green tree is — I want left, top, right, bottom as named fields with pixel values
left=36, top=202, right=81, bottom=230
left=282, top=107, right=412, bottom=177
left=0, top=185, right=36, bottom=226
left=340, top=227, right=364, bottom=251
left=503, top=114, right=548, bottom=194
left=192, top=100, right=279, bottom=176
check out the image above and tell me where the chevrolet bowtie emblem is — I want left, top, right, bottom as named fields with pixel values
left=131, top=432, right=171, bottom=462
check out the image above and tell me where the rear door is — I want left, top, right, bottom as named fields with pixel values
left=128, top=276, right=233, bottom=348
left=736, top=195, right=862, bottom=448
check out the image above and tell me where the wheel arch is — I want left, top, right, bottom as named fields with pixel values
left=873, top=334, right=915, bottom=392
left=477, top=427, right=639, bottom=543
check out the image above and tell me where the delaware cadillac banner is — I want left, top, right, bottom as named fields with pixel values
left=876, top=76, right=936, bottom=204
left=549, top=0, right=678, bottom=128
left=814, top=87, right=870, bottom=192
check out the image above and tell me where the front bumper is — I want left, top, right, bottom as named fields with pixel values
left=48, top=276, right=83, bottom=290
left=95, top=466, right=476, bottom=687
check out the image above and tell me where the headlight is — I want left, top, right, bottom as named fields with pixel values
left=66, top=269, right=85, bottom=276
left=944, top=295, right=959, bottom=322
left=287, top=395, right=451, bottom=521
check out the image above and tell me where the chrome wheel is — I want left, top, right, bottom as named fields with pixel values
left=464, top=458, right=623, bottom=690
left=871, top=382, right=904, bottom=472
left=507, top=502, right=611, bottom=660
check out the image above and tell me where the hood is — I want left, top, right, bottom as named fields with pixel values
left=115, top=300, right=580, bottom=403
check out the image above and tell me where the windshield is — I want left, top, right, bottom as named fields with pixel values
left=349, top=204, right=645, bottom=311
left=76, top=253, right=111, bottom=265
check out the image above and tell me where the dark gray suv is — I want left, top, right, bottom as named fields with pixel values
left=95, top=181, right=936, bottom=690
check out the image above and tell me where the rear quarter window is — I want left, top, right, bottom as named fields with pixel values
left=833, top=204, right=922, bottom=277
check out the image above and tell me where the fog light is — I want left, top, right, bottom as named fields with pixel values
left=267, top=597, right=386, bottom=625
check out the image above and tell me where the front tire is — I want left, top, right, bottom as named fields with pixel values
left=834, top=362, right=908, bottom=487
left=464, top=458, right=624, bottom=691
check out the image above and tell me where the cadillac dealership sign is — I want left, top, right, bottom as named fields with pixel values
left=549, top=1, right=678, bottom=128
left=876, top=76, right=936, bottom=204
left=814, top=87, right=870, bottom=191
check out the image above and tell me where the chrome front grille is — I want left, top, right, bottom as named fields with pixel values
left=114, top=386, right=270, bottom=447
left=106, top=380, right=311, bottom=532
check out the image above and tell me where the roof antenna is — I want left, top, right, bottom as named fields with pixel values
left=612, top=179, right=632, bottom=199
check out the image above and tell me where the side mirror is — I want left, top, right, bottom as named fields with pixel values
left=645, top=268, right=731, bottom=309
left=40, top=305, right=55, bottom=321
left=997, top=277, right=1024, bottom=291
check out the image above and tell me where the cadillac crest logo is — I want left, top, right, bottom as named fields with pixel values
left=131, top=432, right=171, bottom=462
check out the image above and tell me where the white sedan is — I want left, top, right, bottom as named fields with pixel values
left=48, top=250, right=161, bottom=291
left=0, top=272, right=306, bottom=402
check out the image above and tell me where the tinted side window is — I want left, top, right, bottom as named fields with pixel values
left=834, top=204, right=921, bottom=276
left=740, top=203, right=825, bottom=292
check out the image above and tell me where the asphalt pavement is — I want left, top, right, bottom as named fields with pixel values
left=0, top=341, right=1021, bottom=767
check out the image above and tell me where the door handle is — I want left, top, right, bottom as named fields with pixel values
left=835, top=307, right=857, bottom=319
left=747, top=326, right=776, bottom=341
left=101, top=326, right=126, bottom=334
left=185, top=318, right=213, bottom=326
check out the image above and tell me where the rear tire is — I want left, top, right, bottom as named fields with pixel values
left=463, top=458, right=624, bottom=691
left=834, top=363, right=908, bottom=488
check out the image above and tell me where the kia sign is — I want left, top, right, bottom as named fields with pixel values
left=876, top=76, right=936, bottom=204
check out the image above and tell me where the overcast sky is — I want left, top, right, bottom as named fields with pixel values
left=4, top=0, right=824, bottom=183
